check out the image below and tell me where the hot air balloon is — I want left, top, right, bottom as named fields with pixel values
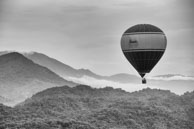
left=121, top=24, right=167, bottom=84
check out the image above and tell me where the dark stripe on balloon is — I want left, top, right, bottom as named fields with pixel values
left=123, top=32, right=165, bottom=35
left=123, top=51, right=164, bottom=74
left=123, top=49, right=165, bottom=52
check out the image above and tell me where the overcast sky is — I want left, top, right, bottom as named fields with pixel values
left=0, top=0, right=193, bottom=77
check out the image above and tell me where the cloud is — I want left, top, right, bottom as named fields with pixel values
left=66, top=75, right=194, bottom=95
left=148, top=75, right=194, bottom=81
left=67, top=76, right=165, bottom=93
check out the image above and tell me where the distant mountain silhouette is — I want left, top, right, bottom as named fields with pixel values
left=1, top=51, right=194, bottom=82
left=22, top=52, right=140, bottom=82
left=23, top=52, right=81, bottom=78
left=22, top=52, right=194, bottom=83
left=0, top=52, right=76, bottom=106
left=0, top=51, right=193, bottom=95
left=1, top=85, right=194, bottom=129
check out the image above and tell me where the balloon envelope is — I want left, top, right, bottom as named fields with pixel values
left=121, top=24, right=167, bottom=78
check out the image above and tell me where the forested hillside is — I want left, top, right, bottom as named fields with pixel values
left=1, top=85, right=194, bottom=129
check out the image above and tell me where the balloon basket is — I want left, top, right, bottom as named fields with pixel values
left=142, top=78, right=147, bottom=84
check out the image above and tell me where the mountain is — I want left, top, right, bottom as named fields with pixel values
left=1, top=85, right=194, bottom=129
left=23, top=52, right=140, bottom=82
left=1, top=51, right=193, bottom=82
left=23, top=52, right=81, bottom=78
left=22, top=52, right=101, bottom=78
left=1, top=51, right=193, bottom=95
left=22, top=52, right=194, bottom=94
left=0, top=51, right=142, bottom=83
left=0, top=52, right=76, bottom=106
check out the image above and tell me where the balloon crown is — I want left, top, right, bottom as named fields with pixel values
left=124, top=24, right=164, bottom=33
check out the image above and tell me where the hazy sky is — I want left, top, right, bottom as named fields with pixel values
left=0, top=0, right=193, bottom=76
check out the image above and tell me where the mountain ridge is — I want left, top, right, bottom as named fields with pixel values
left=22, top=51, right=141, bottom=83
left=1, top=51, right=193, bottom=82
left=0, top=52, right=76, bottom=106
left=0, top=51, right=194, bottom=96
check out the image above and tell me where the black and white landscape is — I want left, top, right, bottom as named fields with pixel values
left=0, top=0, right=194, bottom=129
left=0, top=52, right=194, bottom=129
left=0, top=51, right=194, bottom=106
